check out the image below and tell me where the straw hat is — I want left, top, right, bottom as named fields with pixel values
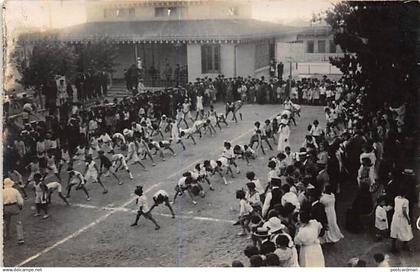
left=3, top=178, right=14, bottom=188
left=253, top=227, right=269, bottom=238
left=263, top=217, right=286, bottom=234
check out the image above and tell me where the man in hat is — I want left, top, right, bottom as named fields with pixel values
left=3, top=178, right=25, bottom=244
left=131, top=185, right=160, bottom=230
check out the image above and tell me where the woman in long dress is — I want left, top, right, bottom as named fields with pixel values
left=320, top=185, right=344, bottom=243
left=390, top=189, right=413, bottom=252
left=294, top=210, right=325, bottom=267
left=277, top=117, right=290, bottom=152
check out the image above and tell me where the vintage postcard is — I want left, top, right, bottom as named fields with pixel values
left=2, top=0, right=419, bottom=269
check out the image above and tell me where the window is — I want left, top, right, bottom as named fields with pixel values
left=255, top=41, right=270, bottom=69
left=104, top=8, right=116, bottom=18
left=201, top=45, right=220, bottom=73
left=104, top=8, right=134, bottom=18
left=307, top=40, right=314, bottom=53
left=227, top=7, right=239, bottom=16
left=155, top=7, right=181, bottom=17
left=329, top=40, right=336, bottom=53
left=318, top=40, right=326, bottom=53
left=116, top=8, right=128, bottom=17
left=128, top=8, right=135, bottom=17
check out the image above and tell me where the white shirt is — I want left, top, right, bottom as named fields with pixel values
left=284, top=152, right=294, bottom=166
left=375, top=206, right=389, bottom=230
left=209, top=160, right=218, bottom=169
left=267, top=169, right=279, bottom=183
left=178, top=177, right=187, bottom=188
left=137, top=195, right=149, bottom=212
left=262, top=191, right=274, bottom=217
left=310, top=125, right=323, bottom=137
left=98, top=133, right=111, bottom=143
left=252, top=179, right=264, bottom=195
left=281, top=192, right=300, bottom=210
left=86, top=161, right=97, bottom=173
left=246, top=191, right=261, bottom=207
left=112, top=153, right=125, bottom=162
left=196, top=96, right=203, bottom=107
left=71, top=171, right=85, bottom=184
left=3, top=186, right=24, bottom=206
left=153, top=190, right=168, bottom=200
left=132, top=123, right=142, bottom=133
left=47, top=181, right=61, bottom=190
left=222, top=147, right=235, bottom=159
left=239, top=199, right=253, bottom=216
left=112, top=133, right=126, bottom=144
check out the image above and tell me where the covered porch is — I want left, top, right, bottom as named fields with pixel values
left=112, top=42, right=188, bottom=87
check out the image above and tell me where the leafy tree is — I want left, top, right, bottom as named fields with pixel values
left=77, top=37, right=119, bottom=74
left=325, top=1, right=419, bottom=110
left=14, top=37, right=78, bottom=89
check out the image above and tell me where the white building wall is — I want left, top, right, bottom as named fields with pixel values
left=236, top=43, right=255, bottom=78
left=187, top=43, right=236, bottom=81
left=276, top=40, right=345, bottom=78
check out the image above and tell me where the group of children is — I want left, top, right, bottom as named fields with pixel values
left=7, top=97, right=246, bottom=227
left=128, top=100, right=299, bottom=230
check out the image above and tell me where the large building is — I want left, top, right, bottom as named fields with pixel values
left=21, top=0, right=299, bottom=86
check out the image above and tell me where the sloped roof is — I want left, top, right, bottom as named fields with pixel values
left=21, top=19, right=301, bottom=43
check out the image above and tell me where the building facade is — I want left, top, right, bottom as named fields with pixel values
left=22, top=0, right=299, bottom=86
left=276, top=24, right=344, bottom=79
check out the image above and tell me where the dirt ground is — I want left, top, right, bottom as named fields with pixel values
left=3, top=103, right=419, bottom=267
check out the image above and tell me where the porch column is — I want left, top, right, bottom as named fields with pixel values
left=187, top=43, right=201, bottom=82
left=220, top=44, right=235, bottom=78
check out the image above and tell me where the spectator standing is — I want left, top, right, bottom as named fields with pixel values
left=3, top=178, right=25, bottom=244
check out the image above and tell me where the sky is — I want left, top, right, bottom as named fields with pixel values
left=4, top=0, right=335, bottom=36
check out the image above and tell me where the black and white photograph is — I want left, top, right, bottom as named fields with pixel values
left=1, top=0, right=419, bottom=269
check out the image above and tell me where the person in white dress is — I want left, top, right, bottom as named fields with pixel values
left=195, top=95, right=204, bottom=120
left=277, top=117, right=290, bottom=152
left=390, top=189, right=413, bottom=252
left=319, top=185, right=344, bottom=243
left=294, top=210, right=325, bottom=267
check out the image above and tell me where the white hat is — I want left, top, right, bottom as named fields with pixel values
left=3, top=178, right=14, bottom=188
left=263, top=217, right=285, bottom=234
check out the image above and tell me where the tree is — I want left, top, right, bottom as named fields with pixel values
left=14, top=37, right=78, bottom=89
left=77, top=37, right=119, bottom=74
left=325, top=1, right=419, bottom=110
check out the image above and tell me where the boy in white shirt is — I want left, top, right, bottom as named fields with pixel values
left=47, top=181, right=70, bottom=205
left=236, top=189, right=253, bottom=236
left=130, top=186, right=160, bottom=230
left=375, top=196, right=392, bottom=241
